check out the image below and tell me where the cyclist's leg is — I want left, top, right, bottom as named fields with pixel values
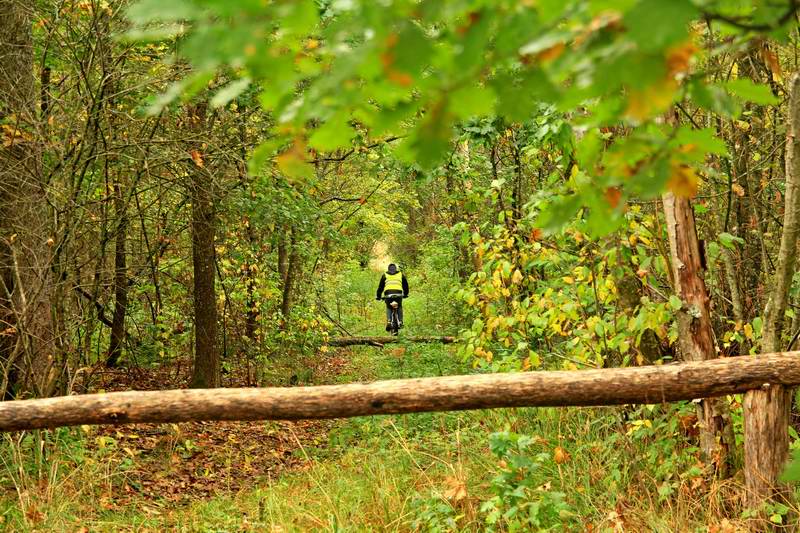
left=398, top=301, right=404, bottom=328
left=385, top=300, right=392, bottom=331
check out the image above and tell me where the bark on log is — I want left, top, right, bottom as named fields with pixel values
left=327, top=336, right=456, bottom=347
left=2, top=353, right=800, bottom=432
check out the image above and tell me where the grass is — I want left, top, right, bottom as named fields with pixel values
left=0, top=318, right=784, bottom=530
left=0, top=346, right=761, bottom=532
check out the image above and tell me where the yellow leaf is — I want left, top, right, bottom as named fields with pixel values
left=666, top=40, right=697, bottom=77
left=511, top=269, right=523, bottom=285
left=667, top=162, right=699, bottom=198
left=626, top=78, right=677, bottom=122
left=276, top=139, right=313, bottom=180
left=554, top=446, right=570, bottom=464
left=562, top=276, right=574, bottom=285
left=760, top=45, right=783, bottom=82
left=732, top=183, right=745, bottom=197
left=190, top=150, right=204, bottom=168
left=744, top=323, right=754, bottom=340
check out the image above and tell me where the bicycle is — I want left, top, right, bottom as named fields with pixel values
left=381, top=294, right=406, bottom=336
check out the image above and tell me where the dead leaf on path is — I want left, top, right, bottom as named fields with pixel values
left=708, top=518, right=740, bottom=533
left=443, top=476, right=467, bottom=502
left=554, top=446, right=570, bottom=464
left=190, top=150, right=204, bottom=168
left=390, top=347, right=406, bottom=358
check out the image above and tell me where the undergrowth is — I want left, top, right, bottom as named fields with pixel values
left=0, top=263, right=791, bottom=531
left=0, top=342, right=780, bottom=531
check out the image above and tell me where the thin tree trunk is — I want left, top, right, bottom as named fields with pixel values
left=281, top=227, right=298, bottom=319
left=277, top=231, right=289, bottom=287
left=743, top=73, right=800, bottom=508
left=663, top=192, right=734, bottom=476
left=106, top=182, right=127, bottom=366
left=187, top=102, right=220, bottom=389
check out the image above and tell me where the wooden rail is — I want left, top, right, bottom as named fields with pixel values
left=0, top=353, right=798, bottom=431
left=326, top=335, right=455, bottom=346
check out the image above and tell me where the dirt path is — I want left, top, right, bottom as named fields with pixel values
left=87, top=353, right=352, bottom=507
left=368, top=240, right=392, bottom=272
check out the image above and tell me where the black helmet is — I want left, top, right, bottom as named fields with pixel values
left=387, top=263, right=397, bottom=274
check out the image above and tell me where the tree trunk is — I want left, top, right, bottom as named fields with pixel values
left=663, top=192, right=733, bottom=475
left=2, top=353, right=800, bottom=431
left=743, top=73, right=800, bottom=508
left=106, top=183, right=127, bottom=367
left=277, top=231, right=289, bottom=286
left=0, top=0, right=56, bottom=398
left=187, top=102, right=220, bottom=389
left=280, top=227, right=298, bottom=319
left=327, top=336, right=456, bottom=347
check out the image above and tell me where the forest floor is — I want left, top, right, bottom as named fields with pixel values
left=0, top=349, right=360, bottom=531
left=83, top=352, right=352, bottom=506
left=0, top=341, right=758, bottom=532
left=0, top=267, right=760, bottom=531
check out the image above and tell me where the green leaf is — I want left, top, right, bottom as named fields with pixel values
left=248, top=137, right=287, bottom=176
left=210, top=77, right=251, bottom=108
left=576, top=129, right=602, bottom=170
left=668, top=295, right=683, bottom=311
left=689, top=80, right=741, bottom=118
left=392, top=23, right=433, bottom=79
left=126, top=0, right=195, bottom=24
left=584, top=189, right=623, bottom=237
left=625, top=0, right=697, bottom=51
left=673, top=127, right=728, bottom=156
left=535, top=194, right=582, bottom=232
left=399, top=100, right=453, bottom=169
left=724, top=78, right=780, bottom=105
left=448, top=86, right=496, bottom=119
left=277, top=0, right=318, bottom=35
left=308, top=114, right=356, bottom=151
left=781, top=448, right=800, bottom=482
left=719, top=232, right=745, bottom=249
left=144, top=71, right=214, bottom=115
left=519, top=31, right=569, bottom=56
left=493, top=70, right=559, bottom=121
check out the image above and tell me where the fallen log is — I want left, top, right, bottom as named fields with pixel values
left=327, top=335, right=456, bottom=347
left=0, top=353, right=799, bottom=431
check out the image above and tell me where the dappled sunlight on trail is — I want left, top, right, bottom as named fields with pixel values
left=368, top=241, right=392, bottom=272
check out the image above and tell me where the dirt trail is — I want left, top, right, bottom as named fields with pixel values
left=368, top=240, right=392, bottom=272
left=87, top=353, right=352, bottom=506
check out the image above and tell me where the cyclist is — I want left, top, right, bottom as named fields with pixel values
left=376, top=263, right=409, bottom=331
